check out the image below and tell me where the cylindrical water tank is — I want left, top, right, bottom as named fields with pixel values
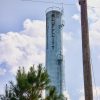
left=46, top=7, right=65, bottom=95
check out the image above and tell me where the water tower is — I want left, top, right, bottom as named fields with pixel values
left=46, top=7, right=65, bottom=95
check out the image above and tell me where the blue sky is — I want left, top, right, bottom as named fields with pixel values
left=0, top=0, right=100, bottom=100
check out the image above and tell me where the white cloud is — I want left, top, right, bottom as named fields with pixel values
left=22, top=19, right=45, bottom=37
left=0, top=68, right=6, bottom=76
left=73, top=0, right=100, bottom=46
left=79, top=86, right=100, bottom=100
left=72, top=14, right=80, bottom=21
left=0, top=19, right=46, bottom=74
left=63, top=91, right=71, bottom=100
left=0, top=19, right=72, bottom=74
left=88, top=0, right=100, bottom=8
left=87, top=0, right=100, bottom=46
left=89, top=30, right=100, bottom=46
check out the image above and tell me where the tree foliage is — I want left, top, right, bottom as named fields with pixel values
left=0, top=64, right=64, bottom=100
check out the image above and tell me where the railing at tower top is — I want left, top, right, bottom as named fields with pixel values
left=45, top=7, right=63, bottom=14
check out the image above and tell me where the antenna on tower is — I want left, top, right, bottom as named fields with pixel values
left=61, top=2, right=64, bottom=14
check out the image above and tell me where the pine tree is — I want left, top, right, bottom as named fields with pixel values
left=0, top=64, right=64, bottom=100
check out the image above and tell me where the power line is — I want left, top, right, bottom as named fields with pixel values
left=22, top=0, right=100, bottom=9
left=22, top=0, right=76, bottom=6
left=88, top=6, right=100, bottom=9
left=90, top=50, right=99, bottom=100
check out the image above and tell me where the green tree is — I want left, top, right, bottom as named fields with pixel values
left=45, top=86, right=65, bottom=100
left=0, top=64, right=64, bottom=100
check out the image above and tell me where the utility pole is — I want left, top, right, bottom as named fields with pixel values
left=79, top=0, right=93, bottom=100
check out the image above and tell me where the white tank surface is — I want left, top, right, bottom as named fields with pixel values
left=46, top=7, right=65, bottom=95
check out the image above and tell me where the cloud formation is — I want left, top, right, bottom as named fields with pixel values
left=0, top=19, right=72, bottom=75
left=72, top=0, right=100, bottom=46
left=63, top=91, right=71, bottom=100
left=87, top=0, right=100, bottom=46
left=0, top=19, right=45, bottom=74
